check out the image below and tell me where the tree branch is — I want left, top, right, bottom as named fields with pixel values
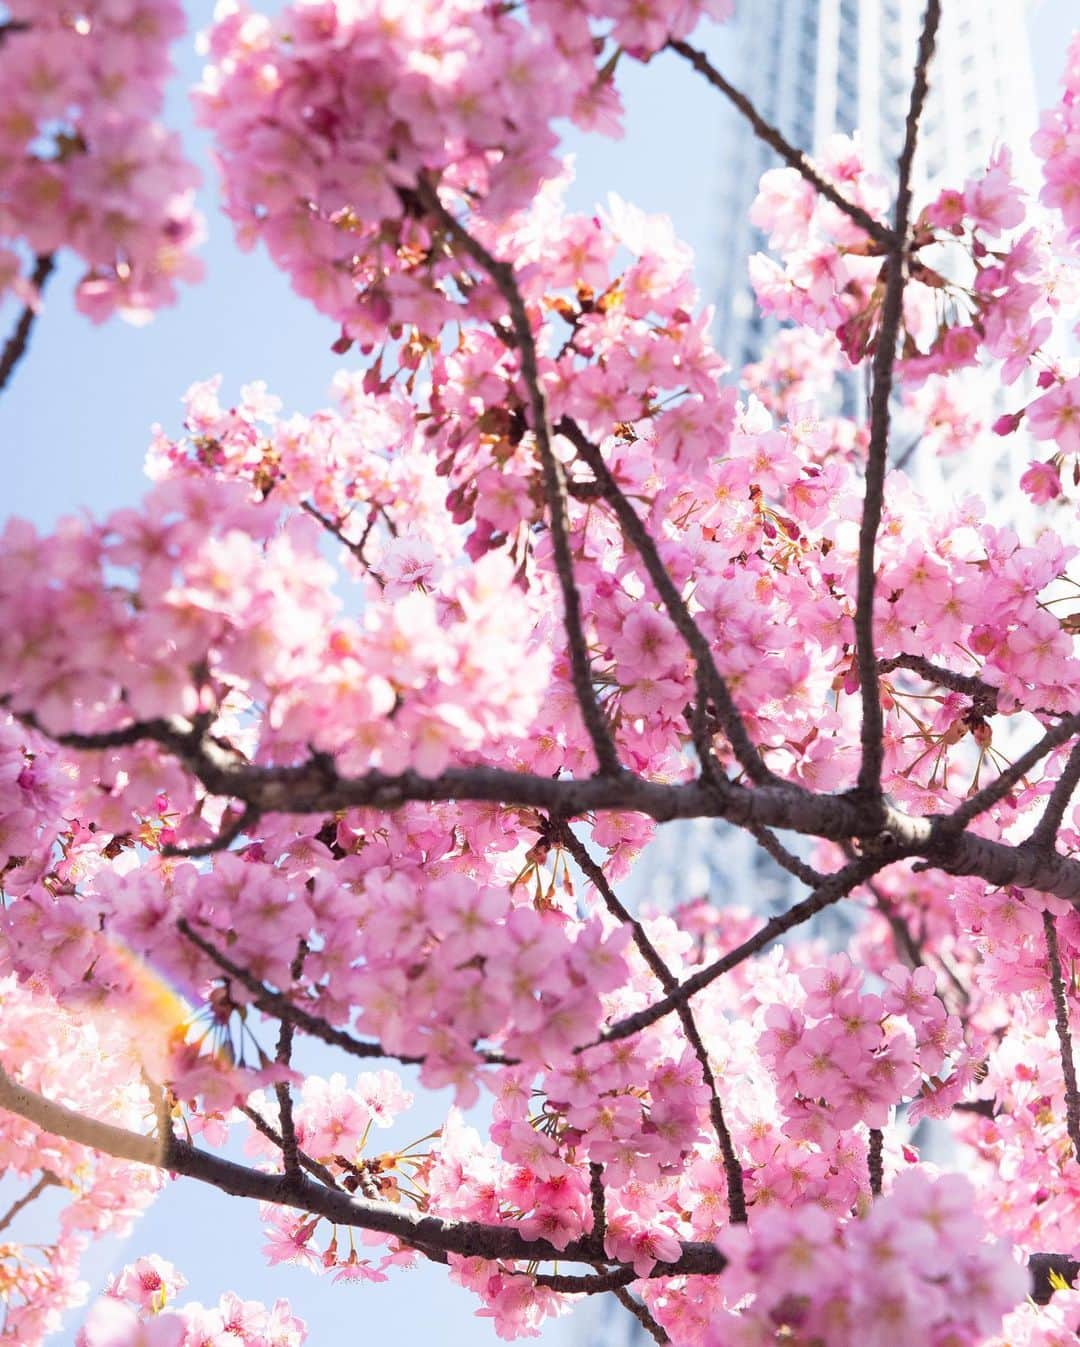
left=0, top=1170, right=61, bottom=1234
left=299, top=500, right=386, bottom=590
left=1029, top=739, right=1080, bottom=851
left=589, top=1161, right=606, bottom=1245
left=238, top=1103, right=340, bottom=1189
left=0, top=1059, right=727, bottom=1277
left=16, top=707, right=1080, bottom=903
left=611, top=1285, right=669, bottom=1344
left=943, top=713, right=1080, bottom=835
left=1029, top=1253, right=1080, bottom=1305
left=0, top=1060, right=1070, bottom=1309
left=177, top=918, right=510, bottom=1068
left=274, top=940, right=307, bottom=1182
left=0, top=254, right=56, bottom=395
left=162, top=802, right=260, bottom=858
left=558, top=824, right=746, bottom=1223
left=558, top=416, right=775, bottom=787
left=531, top=1267, right=637, bottom=1293
left=744, top=822, right=823, bottom=887
left=1043, top=910, right=1080, bottom=1164
left=593, top=853, right=889, bottom=1049
left=867, top=1128, right=884, bottom=1196
left=666, top=41, right=894, bottom=249
left=416, top=179, right=621, bottom=777
left=853, top=0, right=940, bottom=803
left=876, top=654, right=1000, bottom=715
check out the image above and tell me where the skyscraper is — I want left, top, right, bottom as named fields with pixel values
left=716, top=0, right=1040, bottom=375
left=586, top=10, right=1041, bottom=1335
left=623, top=0, right=1042, bottom=918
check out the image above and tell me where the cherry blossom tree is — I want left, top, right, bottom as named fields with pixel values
left=2, top=1, right=1080, bottom=1344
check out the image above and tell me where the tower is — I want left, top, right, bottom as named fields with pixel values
left=716, top=0, right=1040, bottom=375
left=583, top=8, right=1041, bottom=1341
left=621, top=0, right=1041, bottom=917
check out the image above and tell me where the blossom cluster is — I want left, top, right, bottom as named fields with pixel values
left=0, top=978, right=164, bottom=1347
left=195, top=0, right=730, bottom=343
left=703, top=1171, right=1027, bottom=1347
left=760, top=956, right=962, bottom=1139
left=0, top=0, right=203, bottom=322
left=78, top=1256, right=305, bottom=1347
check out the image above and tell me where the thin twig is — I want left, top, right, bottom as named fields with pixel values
left=745, top=823, right=823, bottom=887
left=1043, top=910, right=1080, bottom=1164
left=239, top=1103, right=339, bottom=1189
left=853, top=0, right=941, bottom=801
left=866, top=879, right=924, bottom=970
left=593, top=854, right=889, bottom=1049
left=416, top=178, right=621, bottom=777
left=274, top=940, right=308, bottom=1182
left=558, top=824, right=747, bottom=1223
left=558, top=417, right=774, bottom=787
left=0, top=254, right=56, bottom=394
left=0, top=1171, right=60, bottom=1234
left=177, top=919, right=415, bottom=1065
left=667, top=41, right=894, bottom=248
left=611, top=1285, right=669, bottom=1344
left=162, top=803, right=259, bottom=858
left=943, top=713, right=1080, bottom=835
left=589, top=1161, right=606, bottom=1244
left=300, top=500, right=386, bottom=590
left=1029, top=740, right=1080, bottom=851
left=177, top=918, right=510, bottom=1068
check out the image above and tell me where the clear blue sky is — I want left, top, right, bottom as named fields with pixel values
left=7, top=3, right=1076, bottom=1344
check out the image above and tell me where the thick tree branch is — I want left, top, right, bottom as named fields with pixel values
left=558, top=824, right=747, bottom=1223
left=416, top=179, right=621, bottom=777
left=0, top=254, right=56, bottom=395
left=0, top=1060, right=1071, bottom=1309
left=667, top=41, right=894, bottom=249
left=531, top=1267, right=636, bottom=1293
left=0, top=1059, right=727, bottom=1277
left=558, top=416, right=775, bottom=787
left=1043, top=910, right=1080, bottom=1164
left=854, top=0, right=941, bottom=801
left=1029, top=1253, right=1080, bottom=1305
left=16, top=703, right=1080, bottom=904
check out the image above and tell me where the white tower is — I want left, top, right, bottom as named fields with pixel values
left=716, top=0, right=1040, bottom=374
left=623, top=0, right=1042, bottom=918
left=588, top=9, right=1042, bottom=1339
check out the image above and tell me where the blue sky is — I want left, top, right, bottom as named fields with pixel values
left=5, top=2, right=1077, bottom=1344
